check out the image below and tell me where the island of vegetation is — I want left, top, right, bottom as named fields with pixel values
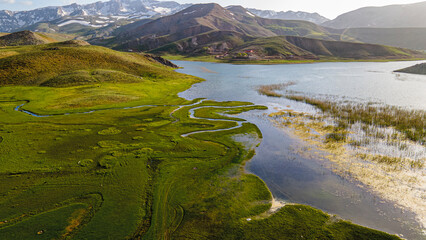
left=0, top=38, right=403, bottom=239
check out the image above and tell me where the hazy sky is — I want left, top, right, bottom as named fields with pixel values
left=0, top=0, right=422, bottom=19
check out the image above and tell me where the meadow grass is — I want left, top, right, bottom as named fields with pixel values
left=257, top=82, right=296, bottom=97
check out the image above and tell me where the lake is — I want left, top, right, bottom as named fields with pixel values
left=176, top=60, right=426, bottom=240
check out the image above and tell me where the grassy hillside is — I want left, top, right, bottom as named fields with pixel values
left=322, top=1, right=426, bottom=29
left=339, top=28, right=426, bottom=51
left=0, top=41, right=186, bottom=87
left=0, top=31, right=58, bottom=46
left=396, top=63, right=426, bottom=75
left=150, top=30, right=252, bottom=55
left=230, top=36, right=317, bottom=58
left=160, top=34, right=425, bottom=63
left=283, top=36, right=420, bottom=59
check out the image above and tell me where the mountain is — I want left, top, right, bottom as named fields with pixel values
left=0, top=40, right=179, bottom=87
left=107, top=3, right=424, bottom=61
left=247, top=8, right=329, bottom=24
left=338, top=28, right=426, bottom=51
left=322, top=1, right=426, bottom=29
left=150, top=33, right=423, bottom=61
left=109, top=3, right=336, bottom=51
left=0, top=0, right=191, bottom=33
left=396, top=63, right=426, bottom=75
left=0, top=30, right=58, bottom=46
left=281, top=36, right=420, bottom=59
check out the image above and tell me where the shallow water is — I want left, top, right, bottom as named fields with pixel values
left=176, top=60, right=426, bottom=239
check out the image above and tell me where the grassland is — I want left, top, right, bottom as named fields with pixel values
left=0, top=43, right=402, bottom=239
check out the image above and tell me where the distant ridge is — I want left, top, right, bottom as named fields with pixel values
left=336, top=28, right=426, bottom=51
left=322, top=1, right=426, bottom=29
left=248, top=8, right=329, bottom=24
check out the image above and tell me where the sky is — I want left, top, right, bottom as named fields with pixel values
left=0, top=0, right=422, bottom=19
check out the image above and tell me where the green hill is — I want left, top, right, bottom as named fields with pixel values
left=322, top=1, right=426, bottom=29
left=153, top=33, right=424, bottom=61
left=338, top=28, right=426, bottom=51
left=396, top=63, right=426, bottom=75
left=0, top=30, right=58, bottom=46
left=149, top=31, right=252, bottom=55
left=283, top=36, right=420, bottom=59
left=0, top=41, right=182, bottom=87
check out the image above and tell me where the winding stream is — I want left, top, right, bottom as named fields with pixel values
left=13, top=99, right=252, bottom=138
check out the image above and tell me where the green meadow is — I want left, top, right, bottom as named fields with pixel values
left=0, top=43, right=401, bottom=239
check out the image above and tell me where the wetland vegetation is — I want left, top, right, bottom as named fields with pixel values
left=0, top=42, right=404, bottom=239
left=257, top=83, right=425, bottom=231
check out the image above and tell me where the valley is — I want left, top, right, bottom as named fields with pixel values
left=0, top=42, right=408, bottom=239
left=0, top=0, right=425, bottom=239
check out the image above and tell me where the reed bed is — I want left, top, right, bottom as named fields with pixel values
left=286, top=95, right=425, bottom=144
left=256, top=82, right=296, bottom=97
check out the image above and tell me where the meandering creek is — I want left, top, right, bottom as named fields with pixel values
left=176, top=60, right=426, bottom=240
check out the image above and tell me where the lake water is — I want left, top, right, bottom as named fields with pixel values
left=176, top=60, right=426, bottom=240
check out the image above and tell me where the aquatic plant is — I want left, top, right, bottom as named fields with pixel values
left=286, top=95, right=425, bottom=144
left=256, top=82, right=296, bottom=97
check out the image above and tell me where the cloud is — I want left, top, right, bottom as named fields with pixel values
left=20, top=0, right=32, bottom=5
left=0, top=0, right=16, bottom=3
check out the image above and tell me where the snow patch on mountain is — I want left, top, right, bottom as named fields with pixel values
left=0, top=0, right=191, bottom=32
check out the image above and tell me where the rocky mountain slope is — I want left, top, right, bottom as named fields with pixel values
left=322, top=1, right=426, bottom=29
left=247, top=8, right=329, bottom=24
left=0, top=0, right=190, bottom=33
left=109, top=4, right=336, bottom=51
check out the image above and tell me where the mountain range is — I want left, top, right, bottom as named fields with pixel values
left=1, top=0, right=426, bottom=55
left=100, top=3, right=423, bottom=61
left=0, top=0, right=329, bottom=33
left=248, top=8, right=329, bottom=25
left=0, top=0, right=191, bottom=33
left=105, top=4, right=338, bottom=51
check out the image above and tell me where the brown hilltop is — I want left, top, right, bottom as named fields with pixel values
left=0, top=30, right=56, bottom=46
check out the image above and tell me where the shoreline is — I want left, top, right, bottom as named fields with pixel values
left=268, top=108, right=426, bottom=234
left=165, top=54, right=426, bottom=65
